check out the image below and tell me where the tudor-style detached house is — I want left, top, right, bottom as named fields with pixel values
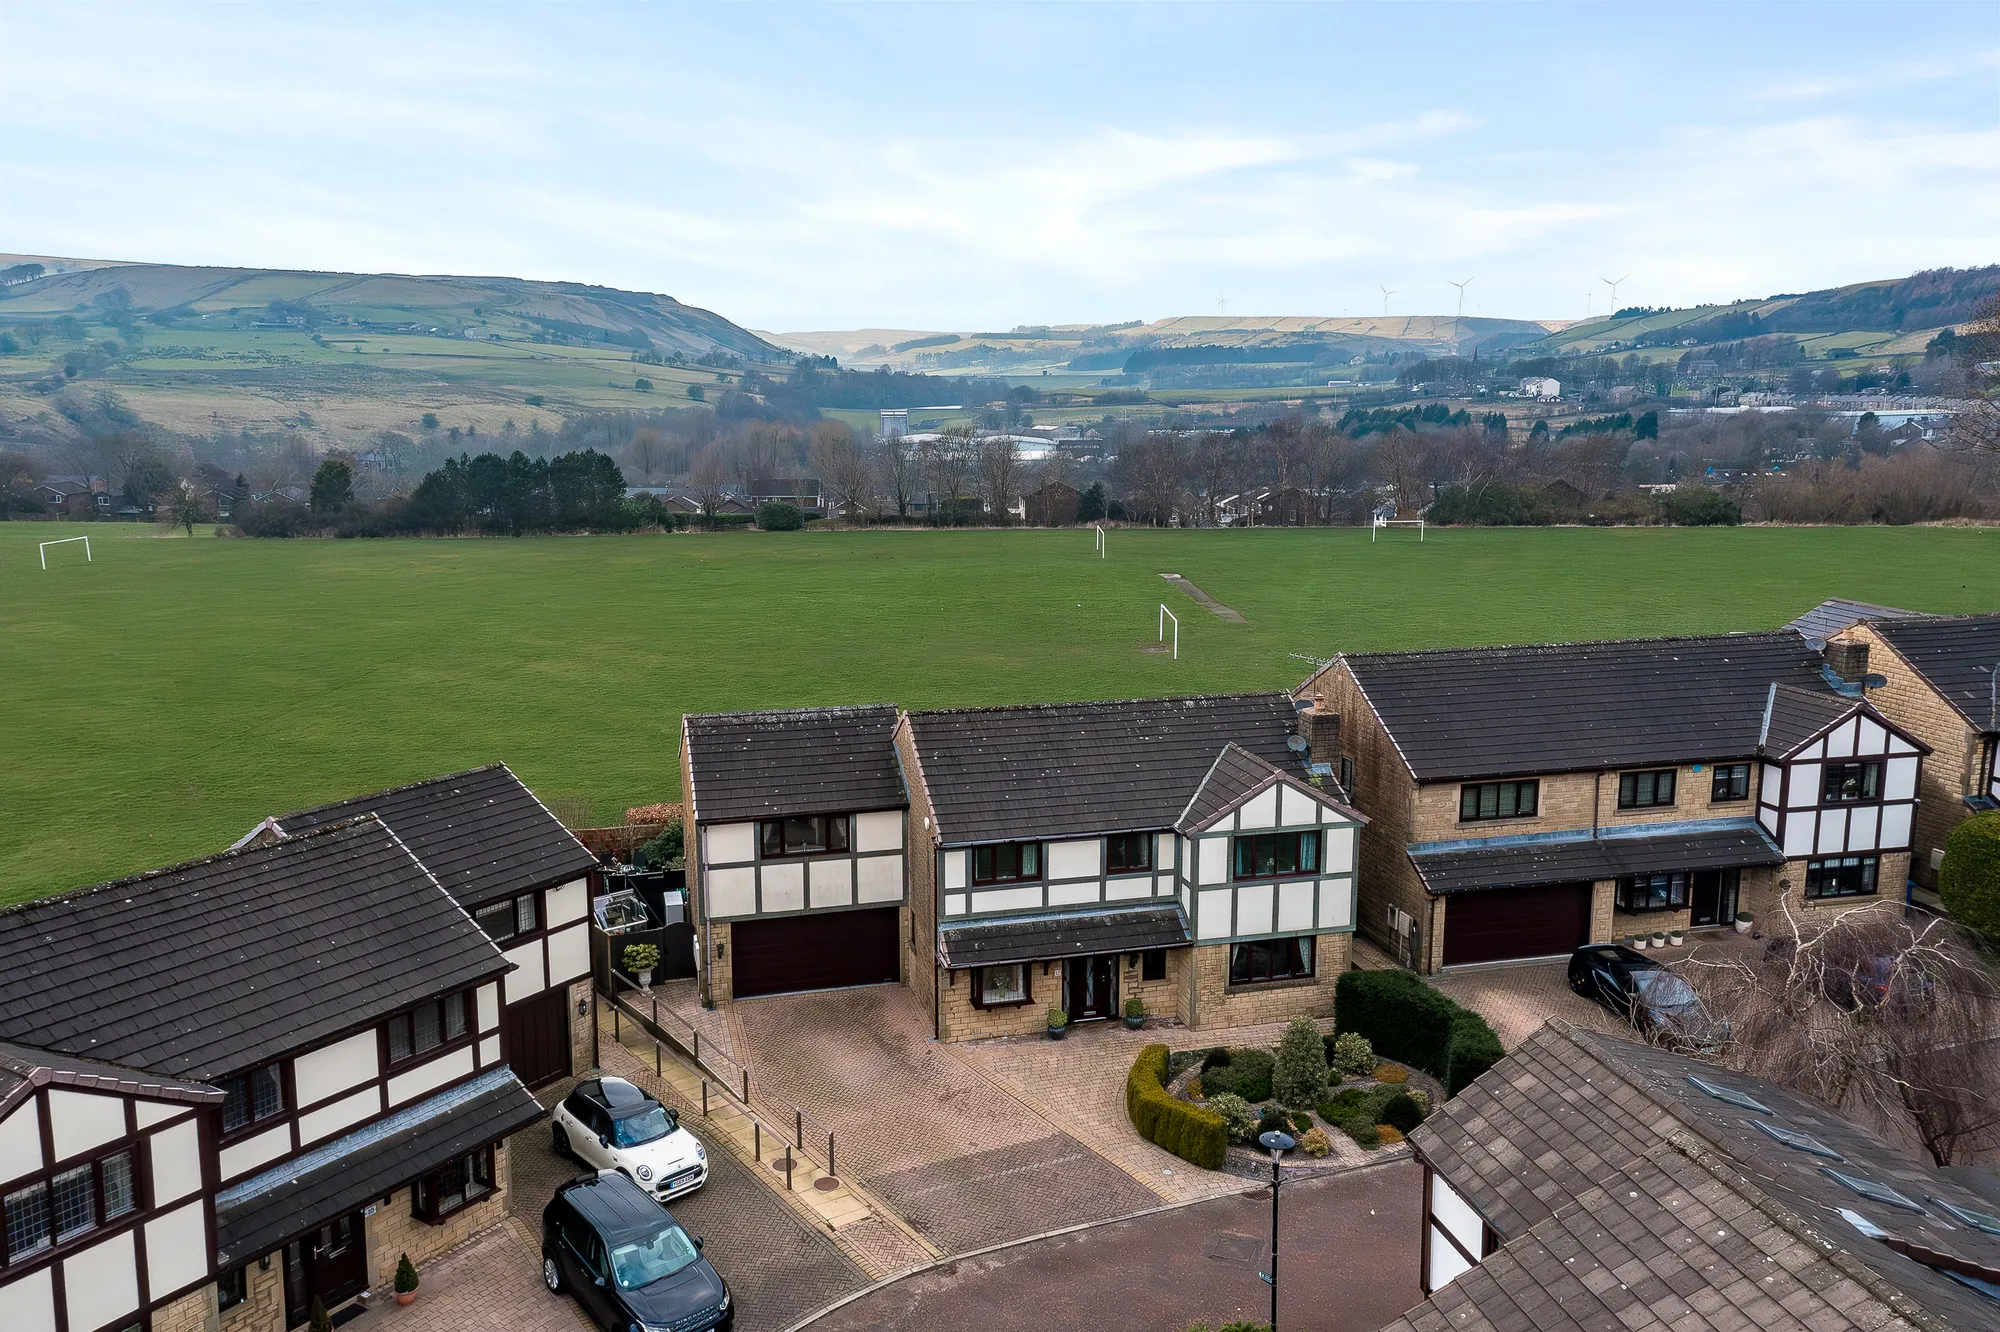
left=1298, top=631, right=1927, bottom=973
left=1390, top=1021, right=2000, bottom=1331
left=264, top=765, right=600, bottom=1088
left=899, top=694, right=1365, bottom=1039
left=681, top=707, right=911, bottom=1004
left=0, top=817, right=544, bottom=1332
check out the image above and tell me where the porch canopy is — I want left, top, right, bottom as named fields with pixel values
left=1410, top=822, right=1784, bottom=895
left=938, top=905, right=1188, bottom=968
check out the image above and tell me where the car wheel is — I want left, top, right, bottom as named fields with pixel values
left=542, top=1253, right=564, bottom=1294
left=552, top=1125, right=571, bottom=1159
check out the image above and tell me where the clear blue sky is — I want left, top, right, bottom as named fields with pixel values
left=2, top=1, right=1995, bottom=331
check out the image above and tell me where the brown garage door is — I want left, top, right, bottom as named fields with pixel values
left=1441, top=882, right=1592, bottom=967
left=505, top=987, right=573, bottom=1089
left=731, top=908, right=900, bottom=999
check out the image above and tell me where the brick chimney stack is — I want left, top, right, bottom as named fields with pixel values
left=1302, top=693, right=1341, bottom=768
left=1824, top=639, right=1870, bottom=684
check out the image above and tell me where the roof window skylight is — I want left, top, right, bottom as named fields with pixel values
left=1931, top=1198, right=2000, bottom=1236
left=1753, top=1119, right=1843, bottom=1161
left=1822, top=1168, right=1925, bottom=1214
left=1686, top=1075, right=1773, bottom=1115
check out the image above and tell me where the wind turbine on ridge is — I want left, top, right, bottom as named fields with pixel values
left=1448, top=277, right=1475, bottom=349
left=1600, top=274, right=1630, bottom=317
left=1378, top=284, right=1398, bottom=318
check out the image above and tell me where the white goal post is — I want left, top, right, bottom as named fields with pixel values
left=1094, top=524, right=1106, bottom=558
left=1158, top=603, right=1179, bottom=660
left=1372, top=516, right=1425, bottom=543
left=39, top=536, right=92, bottom=569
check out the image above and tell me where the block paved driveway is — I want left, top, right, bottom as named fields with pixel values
left=506, top=1077, right=868, bottom=1332
left=806, top=1159, right=1422, bottom=1332
left=734, top=985, right=1162, bottom=1255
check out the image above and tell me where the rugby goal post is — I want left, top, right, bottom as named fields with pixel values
left=1372, top=515, right=1424, bottom=543
left=39, top=536, right=91, bottom=569
left=1094, top=524, right=1106, bottom=558
left=1158, top=603, right=1179, bottom=660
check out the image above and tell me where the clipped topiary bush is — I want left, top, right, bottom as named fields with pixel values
left=1372, top=1063, right=1408, bottom=1085
left=1335, top=969, right=1504, bottom=1097
left=1201, top=1048, right=1273, bottom=1102
left=1273, top=1016, right=1330, bottom=1107
left=1939, top=810, right=2000, bottom=940
left=1206, top=1092, right=1259, bottom=1143
left=1299, top=1125, right=1332, bottom=1158
left=1126, top=1044, right=1227, bottom=1169
left=1327, top=1031, right=1376, bottom=1078
left=1379, top=1091, right=1426, bottom=1134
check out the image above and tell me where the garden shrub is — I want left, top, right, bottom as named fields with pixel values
left=1372, top=1063, right=1408, bottom=1085
left=1202, top=1046, right=1234, bottom=1071
left=1327, top=1031, right=1376, bottom=1078
left=1340, top=1118, right=1380, bottom=1150
left=1407, top=1088, right=1430, bottom=1116
left=1379, top=1092, right=1425, bottom=1134
left=755, top=500, right=805, bottom=530
left=1273, top=1016, right=1330, bottom=1107
left=1290, top=1112, right=1314, bottom=1135
left=1299, top=1126, right=1332, bottom=1158
left=1255, top=1106, right=1290, bottom=1141
left=1376, top=1124, right=1406, bottom=1145
left=1201, top=1048, right=1273, bottom=1102
left=1125, top=1044, right=1227, bottom=1169
left=1167, top=1048, right=1207, bottom=1081
left=1939, top=810, right=2000, bottom=940
left=1206, top=1092, right=1259, bottom=1143
left=1335, top=969, right=1504, bottom=1096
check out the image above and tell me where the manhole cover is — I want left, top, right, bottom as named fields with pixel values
left=1204, top=1232, right=1263, bottom=1264
left=813, top=1177, right=841, bottom=1192
left=1240, top=1187, right=1272, bottom=1199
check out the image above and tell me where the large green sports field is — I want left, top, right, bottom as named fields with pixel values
left=4, top=522, right=1997, bottom=905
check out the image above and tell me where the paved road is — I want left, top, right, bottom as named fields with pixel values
left=512, top=1080, right=868, bottom=1332
left=805, top=1159, right=1422, bottom=1332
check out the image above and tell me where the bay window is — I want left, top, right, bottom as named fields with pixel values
left=1229, top=937, right=1315, bottom=985
left=412, top=1146, right=495, bottom=1223
left=1805, top=855, right=1878, bottom=899
left=972, top=963, right=1030, bottom=1008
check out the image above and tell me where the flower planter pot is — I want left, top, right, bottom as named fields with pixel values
left=1630, top=937, right=1648, bottom=950
left=1123, top=1015, right=1145, bottom=1031
left=1734, top=917, right=1753, bottom=935
left=1047, top=1023, right=1068, bottom=1041
left=637, top=970, right=653, bottom=991
left=1651, top=933, right=1668, bottom=950
left=396, top=1292, right=416, bottom=1307
left=1668, top=931, right=1685, bottom=947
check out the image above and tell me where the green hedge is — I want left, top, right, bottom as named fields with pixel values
left=1334, top=969, right=1504, bottom=1097
left=1126, top=1044, right=1227, bottom=1169
left=1940, top=810, right=2000, bottom=940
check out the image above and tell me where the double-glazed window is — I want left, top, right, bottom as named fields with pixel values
left=1232, top=831, right=1320, bottom=880
left=1616, top=872, right=1689, bottom=913
left=1710, top=763, right=1751, bottom=803
left=474, top=892, right=540, bottom=942
left=217, top=1266, right=249, bottom=1310
left=2, top=1149, right=139, bottom=1266
left=972, top=842, right=1040, bottom=884
left=1105, top=832, right=1151, bottom=874
left=388, top=991, right=471, bottom=1064
left=1806, top=855, right=1879, bottom=899
left=1141, top=949, right=1168, bottom=981
left=1459, top=781, right=1538, bottom=822
left=1618, top=769, right=1677, bottom=810
left=760, top=815, right=849, bottom=858
left=412, top=1146, right=495, bottom=1224
left=219, top=1064, right=285, bottom=1135
left=972, top=963, right=1030, bottom=1008
left=1821, top=762, right=1881, bottom=804
left=1229, top=937, right=1315, bottom=985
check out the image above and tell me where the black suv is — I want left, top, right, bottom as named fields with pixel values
left=542, top=1172, right=733, bottom=1332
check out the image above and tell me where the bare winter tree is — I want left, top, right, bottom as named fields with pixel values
left=1037, top=446, right=1077, bottom=492
left=1682, top=902, right=2000, bottom=1166
left=156, top=478, right=209, bottom=536
left=1114, top=432, right=1186, bottom=526
left=687, top=443, right=730, bottom=525
left=809, top=421, right=872, bottom=519
left=1302, top=423, right=1361, bottom=524
left=1372, top=428, right=1432, bottom=516
left=977, top=433, right=1021, bottom=525
left=918, top=425, right=977, bottom=525
left=1189, top=432, right=1240, bottom=527
left=628, top=427, right=668, bottom=482
left=878, top=433, right=916, bottom=520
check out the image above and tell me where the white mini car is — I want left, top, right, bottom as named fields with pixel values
left=551, top=1076, right=708, bottom=1202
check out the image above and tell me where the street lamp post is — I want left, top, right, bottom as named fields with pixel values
left=1257, top=1129, right=1296, bottom=1331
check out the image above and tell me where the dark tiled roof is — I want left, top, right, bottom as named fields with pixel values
left=684, top=706, right=907, bottom=824
left=910, top=694, right=1306, bottom=845
left=0, top=818, right=510, bottom=1081
left=1175, top=743, right=1365, bottom=835
left=1341, top=632, right=1839, bottom=781
left=274, top=764, right=597, bottom=909
left=1870, top=613, right=2000, bottom=732
left=215, top=1067, right=542, bottom=1263
left=1759, top=682, right=1864, bottom=757
left=938, top=905, right=1188, bottom=967
left=1408, top=822, right=1785, bottom=894
left=1786, top=596, right=1921, bottom=650
left=0, top=1040, right=221, bottom=1117
left=1394, top=1022, right=2000, bottom=1332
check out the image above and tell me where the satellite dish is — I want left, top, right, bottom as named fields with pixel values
left=1286, top=734, right=1309, bottom=753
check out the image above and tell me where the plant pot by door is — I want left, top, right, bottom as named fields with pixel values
left=1047, top=1022, right=1067, bottom=1040
left=638, top=970, right=653, bottom=991
left=397, top=1293, right=416, bottom=1307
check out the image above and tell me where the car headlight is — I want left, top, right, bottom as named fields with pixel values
left=635, top=1164, right=654, bottom=1182
left=718, top=1290, right=730, bottom=1311
left=695, top=1142, right=706, bottom=1161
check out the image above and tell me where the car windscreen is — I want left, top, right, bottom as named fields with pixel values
left=609, top=1223, right=701, bottom=1289
left=612, top=1105, right=676, bottom=1148
left=1632, top=971, right=1699, bottom=1010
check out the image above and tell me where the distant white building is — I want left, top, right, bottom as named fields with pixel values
left=880, top=409, right=908, bottom=439
left=1521, top=376, right=1560, bottom=399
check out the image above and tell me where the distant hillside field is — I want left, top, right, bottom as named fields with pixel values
left=3, top=522, right=1995, bottom=905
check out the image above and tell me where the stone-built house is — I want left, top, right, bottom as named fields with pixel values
left=680, top=707, right=912, bottom=1006
left=1297, top=631, right=1927, bottom=972
left=263, top=765, right=601, bottom=1089
left=681, top=695, right=1365, bottom=1040
left=1388, top=1020, right=2000, bottom=1331
left=1021, top=480, right=1080, bottom=527
left=1821, top=611, right=2000, bottom=895
left=0, top=817, right=546, bottom=1332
